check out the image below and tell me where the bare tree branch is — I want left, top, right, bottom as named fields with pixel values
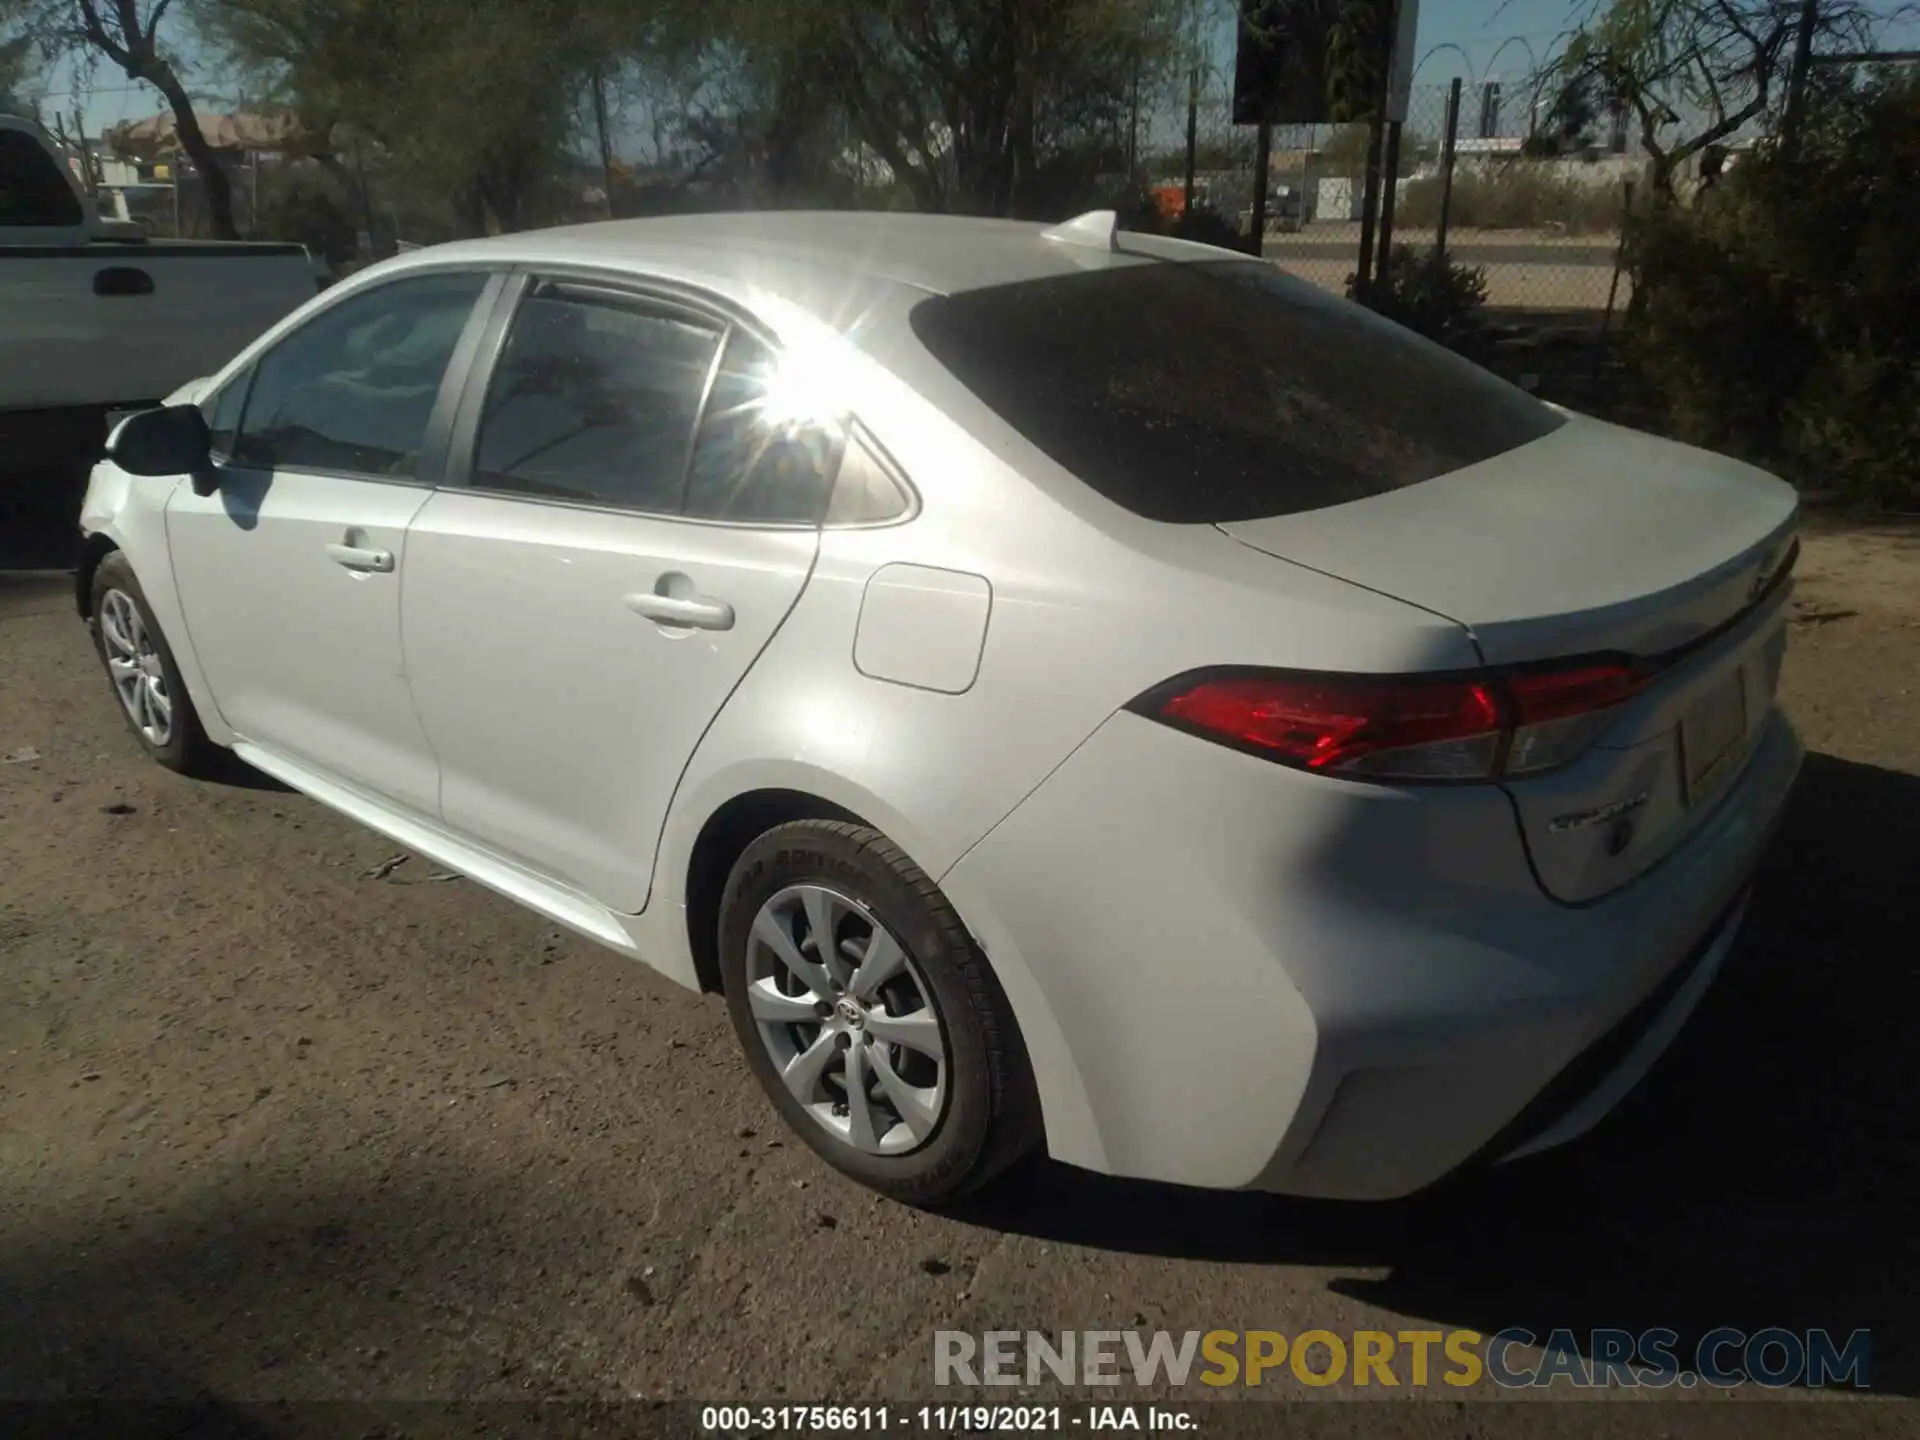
left=72, top=0, right=133, bottom=70
left=1549, top=0, right=1856, bottom=192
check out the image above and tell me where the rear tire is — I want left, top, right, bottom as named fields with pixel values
left=719, top=820, right=1041, bottom=1207
left=90, top=551, right=221, bottom=777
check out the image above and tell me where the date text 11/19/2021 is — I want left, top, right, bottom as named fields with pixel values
left=700, top=1405, right=1190, bottom=1432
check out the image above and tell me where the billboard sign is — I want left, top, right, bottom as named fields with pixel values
left=1233, top=0, right=1421, bottom=126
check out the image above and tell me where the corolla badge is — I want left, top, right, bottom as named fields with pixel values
left=1548, top=791, right=1651, bottom=834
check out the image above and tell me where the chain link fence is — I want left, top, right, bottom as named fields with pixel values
left=1133, top=71, right=1639, bottom=319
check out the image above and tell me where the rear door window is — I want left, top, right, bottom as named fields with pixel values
left=472, top=284, right=722, bottom=513
left=908, top=259, right=1565, bottom=523
left=683, top=329, right=845, bottom=525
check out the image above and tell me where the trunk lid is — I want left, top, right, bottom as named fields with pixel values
left=1493, top=596, right=1792, bottom=902
left=1215, top=415, right=1800, bottom=666
left=1217, top=415, right=1801, bottom=903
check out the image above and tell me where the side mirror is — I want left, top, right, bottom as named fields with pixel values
left=106, top=404, right=213, bottom=481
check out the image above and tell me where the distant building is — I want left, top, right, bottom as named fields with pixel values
left=1454, top=136, right=1524, bottom=156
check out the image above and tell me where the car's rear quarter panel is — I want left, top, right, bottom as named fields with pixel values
left=943, top=700, right=1802, bottom=1195
left=653, top=349, right=1485, bottom=1176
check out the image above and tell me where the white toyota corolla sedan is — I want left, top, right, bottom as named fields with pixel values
left=77, top=210, right=1803, bottom=1206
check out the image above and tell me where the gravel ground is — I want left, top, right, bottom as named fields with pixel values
left=2, top=509, right=1917, bottom=1434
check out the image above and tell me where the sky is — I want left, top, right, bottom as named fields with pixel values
left=1412, top=0, right=1594, bottom=86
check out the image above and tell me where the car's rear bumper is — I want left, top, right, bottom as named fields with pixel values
left=942, top=704, right=1803, bottom=1199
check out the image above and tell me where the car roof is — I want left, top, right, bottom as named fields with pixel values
left=386, top=211, right=1241, bottom=319
left=442, top=211, right=1164, bottom=294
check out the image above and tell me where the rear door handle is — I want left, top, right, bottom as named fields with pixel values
left=624, top=590, right=735, bottom=631
left=325, top=542, right=395, bottom=573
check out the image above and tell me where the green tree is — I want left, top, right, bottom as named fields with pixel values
left=1317, top=119, right=1371, bottom=175
left=1534, top=72, right=1603, bottom=154
left=660, top=23, right=876, bottom=208
left=1323, top=0, right=1385, bottom=124
left=2, top=0, right=241, bottom=236
left=195, top=0, right=621, bottom=237
left=1, top=31, right=38, bottom=112
left=1628, top=69, right=1920, bottom=507
left=1553, top=0, right=1882, bottom=195
left=1318, top=116, right=1433, bottom=178
left=709, top=0, right=1183, bottom=215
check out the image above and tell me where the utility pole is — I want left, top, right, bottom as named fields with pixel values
left=1375, top=117, right=1403, bottom=288
left=352, top=138, right=377, bottom=255
left=1354, top=119, right=1385, bottom=300
left=1353, top=0, right=1402, bottom=304
left=1128, top=61, right=1141, bottom=178
left=590, top=68, right=616, bottom=219
left=1248, top=119, right=1273, bottom=255
left=52, top=112, right=97, bottom=200
left=1433, top=76, right=1463, bottom=280
left=1183, top=65, right=1199, bottom=218
left=71, top=108, right=101, bottom=192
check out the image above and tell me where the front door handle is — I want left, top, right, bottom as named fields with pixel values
left=325, top=541, right=395, bottom=573
left=624, top=590, right=735, bottom=631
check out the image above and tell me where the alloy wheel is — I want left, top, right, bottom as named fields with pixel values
left=99, top=588, right=173, bottom=748
left=744, top=884, right=948, bottom=1155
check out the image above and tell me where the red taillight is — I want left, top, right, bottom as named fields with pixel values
left=1500, top=661, right=1651, bottom=776
left=1160, top=675, right=1504, bottom=774
left=1140, top=661, right=1652, bottom=782
left=1504, top=663, right=1648, bottom=725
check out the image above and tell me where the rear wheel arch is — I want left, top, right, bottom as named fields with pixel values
left=684, top=788, right=865, bottom=994
left=675, top=781, right=1087, bottom=1164
left=714, top=815, right=1045, bottom=1203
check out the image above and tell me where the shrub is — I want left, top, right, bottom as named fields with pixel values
left=1115, top=185, right=1246, bottom=251
left=1395, top=163, right=1625, bottom=235
left=1627, top=72, right=1920, bottom=509
left=252, top=164, right=359, bottom=264
left=1169, top=203, right=1245, bottom=249
left=1348, top=244, right=1490, bottom=355
left=1112, top=183, right=1166, bottom=234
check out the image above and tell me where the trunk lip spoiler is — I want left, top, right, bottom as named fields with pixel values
left=1642, top=531, right=1798, bottom=672
left=1130, top=534, right=1799, bottom=717
left=1215, top=494, right=1801, bottom=670
left=1124, top=533, right=1798, bottom=788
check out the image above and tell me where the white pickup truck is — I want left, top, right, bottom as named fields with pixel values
left=2, top=112, right=320, bottom=479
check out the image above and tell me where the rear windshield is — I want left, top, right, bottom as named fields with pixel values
left=909, top=259, right=1565, bottom=523
left=0, top=129, right=85, bottom=228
